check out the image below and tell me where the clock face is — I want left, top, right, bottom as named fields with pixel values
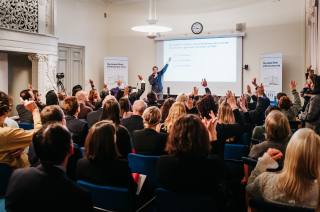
left=191, top=22, right=203, bottom=34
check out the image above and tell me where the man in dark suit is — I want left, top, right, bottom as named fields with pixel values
left=127, top=75, right=145, bottom=105
left=28, top=105, right=83, bottom=182
left=87, top=95, right=117, bottom=128
left=16, top=89, right=35, bottom=123
left=146, top=91, right=162, bottom=108
left=63, top=97, right=89, bottom=147
left=6, top=123, right=92, bottom=212
left=121, top=100, right=146, bottom=136
left=76, top=91, right=93, bottom=120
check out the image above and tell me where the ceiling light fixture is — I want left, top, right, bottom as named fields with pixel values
left=131, top=0, right=172, bottom=39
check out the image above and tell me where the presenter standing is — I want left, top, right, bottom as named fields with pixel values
left=148, top=57, right=171, bottom=99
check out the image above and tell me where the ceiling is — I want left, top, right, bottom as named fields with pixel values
left=91, top=0, right=169, bottom=5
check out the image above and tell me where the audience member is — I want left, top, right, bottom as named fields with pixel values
left=77, top=121, right=137, bottom=194
left=127, top=75, right=145, bottom=104
left=45, top=90, right=59, bottom=106
left=33, top=90, right=46, bottom=111
left=276, top=92, right=287, bottom=104
left=28, top=105, right=83, bottom=182
left=132, top=106, right=168, bottom=156
left=147, top=91, right=161, bottom=108
left=185, top=88, right=199, bottom=114
left=121, top=100, right=146, bottom=137
left=301, top=73, right=317, bottom=112
left=160, top=97, right=176, bottom=123
left=249, top=110, right=291, bottom=164
left=212, top=94, right=219, bottom=105
left=76, top=91, right=93, bottom=120
left=246, top=128, right=320, bottom=209
left=88, top=89, right=100, bottom=106
left=119, top=97, right=133, bottom=119
left=4, top=117, right=19, bottom=128
left=0, top=92, right=41, bottom=170
left=245, top=83, right=266, bottom=125
left=176, top=93, right=188, bottom=104
left=63, top=97, right=89, bottom=147
left=252, top=105, right=281, bottom=141
left=161, top=102, right=186, bottom=133
left=5, top=123, right=93, bottom=212
left=278, top=81, right=301, bottom=121
left=157, top=114, right=225, bottom=211
left=301, top=76, right=320, bottom=135
left=72, top=88, right=82, bottom=97
left=93, top=85, right=109, bottom=111
left=58, top=92, right=67, bottom=109
left=219, top=96, right=226, bottom=105
left=100, top=99, right=131, bottom=159
left=16, top=89, right=34, bottom=123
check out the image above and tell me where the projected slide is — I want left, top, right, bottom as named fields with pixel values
left=163, top=37, right=237, bottom=82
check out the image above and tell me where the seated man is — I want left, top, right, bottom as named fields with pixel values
left=76, top=91, right=93, bottom=120
left=28, top=105, right=83, bottom=182
left=0, top=92, right=41, bottom=171
left=16, top=89, right=35, bottom=124
left=146, top=91, right=161, bottom=108
left=63, top=97, right=89, bottom=147
left=6, top=123, right=92, bottom=212
left=121, top=100, right=146, bottom=137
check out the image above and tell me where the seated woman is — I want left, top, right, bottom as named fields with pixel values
left=0, top=91, right=42, bottom=170
left=278, top=80, right=301, bottom=121
left=249, top=110, right=291, bottom=164
left=33, top=90, right=46, bottom=111
left=246, top=128, right=320, bottom=209
left=119, top=97, right=133, bottom=119
left=88, top=89, right=100, bottom=106
left=157, top=114, right=226, bottom=211
left=76, top=120, right=137, bottom=194
left=301, top=76, right=320, bottom=135
left=161, top=102, right=186, bottom=134
left=100, top=99, right=131, bottom=159
left=160, top=97, right=176, bottom=123
left=132, top=106, right=168, bottom=156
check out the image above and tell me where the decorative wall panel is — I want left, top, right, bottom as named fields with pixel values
left=0, top=0, right=38, bottom=32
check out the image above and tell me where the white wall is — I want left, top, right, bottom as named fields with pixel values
left=106, top=0, right=306, bottom=100
left=0, top=53, right=8, bottom=94
left=56, top=0, right=109, bottom=93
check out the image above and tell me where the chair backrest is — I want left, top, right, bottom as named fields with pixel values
left=289, top=121, right=300, bottom=131
left=0, top=163, right=12, bottom=197
left=224, top=144, right=248, bottom=175
left=156, top=188, right=218, bottom=212
left=127, top=153, right=160, bottom=187
left=18, top=123, right=33, bottom=130
left=249, top=197, right=315, bottom=212
left=77, top=180, right=134, bottom=212
left=80, top=147, right=85, bottom=158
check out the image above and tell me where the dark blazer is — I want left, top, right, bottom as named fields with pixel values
left=120, top=115, right=144, bottom=137
left=157, top=155, right=225, bottom=211
left=5, top=164, right=93, bottom=212
left=132, top=128, right=168, bottom=156
left=147, top=102, right=162, bottom=109
left=94, top=100, right=103, bottom=111
left=78, top=103, right=93, bottom=120
left=16, top=104, right=33, bottom=124
left=77, top=158, right=137, bottom=195
left=65, top=116, right=89, bottom=147
left=301, top=94, right=320, bottom=135
left=87, top=108, right=103, bottom=128
left=116, top=126, right=132, bottom=159
left=129, top=83, right=145, bottom=105
left=28, top=143, right=83, bottom=182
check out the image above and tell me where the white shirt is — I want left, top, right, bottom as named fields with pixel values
left=4, top=117, right=19, bottom=128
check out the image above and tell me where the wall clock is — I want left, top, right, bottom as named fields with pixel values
left=191, top=22, right=203, bottom=34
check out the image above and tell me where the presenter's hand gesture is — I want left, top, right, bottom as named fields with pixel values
left=246, top=85, right=252, bottom=94
left=289, top=80, right=297, bottom=90
left=193, top=87, right=199, bottom=96
left=124, top=87, right=129, bottom=96
left=28, top=83, right=34, bottom=92
left=257, top=83, right=264, bottom=96
left=252, top=78, right=258, bottom=87
left=201, top=78, right=207, bottom=87
left=138, top=75, right=143, bottom=81
left=117, top=80, right=122, bottom=87
left=239, top=94, right=247, bottom=113
left=167, top=57, right=172, bottom=64
left=103, top=83, right=108, bottom=89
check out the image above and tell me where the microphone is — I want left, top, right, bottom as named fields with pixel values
left=167, top=87, right=170, bottom=98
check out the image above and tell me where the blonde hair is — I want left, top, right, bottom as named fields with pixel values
left=163, top=102, right=186, bottom=133
left=277, top=128, right=320, bottom=202
left=265, top=110, right=290, bottom=140
left=176, top=93, right=188, bottom=104
left=142, top=106, right=161, bottom=128
left=217, top=102, right=235, bottom=142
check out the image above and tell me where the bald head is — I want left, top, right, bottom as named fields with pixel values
left=76, top=91, right=87, bottom=103
left=102, top=95, right=117, bottom=107
left=132, top=100, right=147, bottom=116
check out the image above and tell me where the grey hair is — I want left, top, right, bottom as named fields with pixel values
left=132, top=100, right=147, bottom=113
left=244, top=94, right=251, bottom=104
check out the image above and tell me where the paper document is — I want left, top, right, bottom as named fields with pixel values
left=136, top=174, right=147, bottom=195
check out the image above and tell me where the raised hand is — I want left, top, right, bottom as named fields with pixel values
left=117, top=80, right=122, bottom=87
left=307, top=65, right=312, bottom=72
left=89, top=79, right=93, bottom=85
left=28, top=83, right=34, bottom=92
left=186, top=97, right=194, bottom=109
left=138, top=75, right=143, bottom=81
left=102, top=83, right=108, bottom=89
left=252, top=78, right=258, bottom=87
left=226, top=91, right=237, bottom=110
left=239, top=94, right=247, bottom=112
left=203, top=111, right=218, bottom=141
left=124, top=87, right=129, bottom=96
left=267, top=148, right=283, bottom=161
left=20, top=97, right=38, bottom=113
left=193, top=87, right=199, bottom=96
left=167, top=57, right=172, bottom=64
left=201, top=78, right=207, bottom=87
left=257, top=83, right=264, bottom=96
left=246, top=85, right=252, bottom=94
left=289, top=80, right=297, bottom=90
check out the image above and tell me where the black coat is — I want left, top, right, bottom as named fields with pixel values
left=5, top=164, right=93, bottom=212
left=121, top=115, right=144, bottom=137
left=87, top=108, right=103, bottom=128
left=129, top=83, right=145, bottom=105
left=77, top=158, right=137, bottom=195
left=147, top=102, right=162, bottom=109
left=132, top=128, right=168, bottom=156
left=65, top=116, right=89, bottom=147
left=16, top=104, right=33, bottom=124
left=116, top=126, right=132, bottom=159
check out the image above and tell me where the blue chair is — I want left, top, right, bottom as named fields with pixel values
left=289, top=121, right=300, bottom=131
left=80, top=147, right=85, bottom=158
left=77, top=180, right=134, bottom=212
left=0, top=163, right=12, bottom=197
left=128, top=153, right=160, bottom=187
left=0, top=198, right=5, bottom=212
left=156, top=188, right=218, bottom=212
left=18, top=123, right=33, bottom=130
left=73, top=143, right=79, bottom=148
left=249, top=197, right=314, bottom=212
left=130, top=137, right=134, bottom=149
left=224, top=144, right=248, bottom=173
